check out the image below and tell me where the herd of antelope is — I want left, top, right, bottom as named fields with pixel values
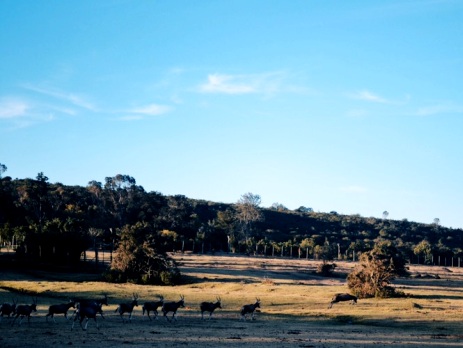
left=0, top=292, right=356, bottom=330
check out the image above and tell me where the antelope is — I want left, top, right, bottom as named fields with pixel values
left=71, top=302, right=104, bottom=331
left=162, top=295, right=185, bottom=322
left=0, top=298, right=17, bottom=321
left=328, top=293, right=358, bottom=309
left=11, top=297, right=37, bottom=326
left=46, top=300, right=76, bottom=323
left=240, top=298, right=260, bottom=321
left=200, top=297, right=222, bottom=320
left=73, top=294, right=108, bottom=308
left=115, top=293, right=139, bottom=323
left=142, top=295, right=164, bottom=321
left=70, top=294, right=108, bottom=320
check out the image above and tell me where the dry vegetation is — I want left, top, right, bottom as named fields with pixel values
left=1, top=253, right=463, bottom=347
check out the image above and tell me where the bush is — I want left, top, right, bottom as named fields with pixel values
left=108, top=222, right=181, bottom=285
left=347, top=239, right=408, bottom=298
left=316, top=262, right=336, bottom=276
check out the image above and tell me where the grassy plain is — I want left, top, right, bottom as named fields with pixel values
left=1, top=253, right=463, bottom=347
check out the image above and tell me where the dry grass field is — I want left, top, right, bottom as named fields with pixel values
left=1, top=253, right=463, bottom=347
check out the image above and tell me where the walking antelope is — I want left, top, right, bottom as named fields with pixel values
left=200, top=297, right=222, bottom=320
left=240, top=298, right=260, bottom=321
left=72, top=302, right=104, bottom=331
left=115, top=293, right=139, bottom=323
left=142, top=295, right=164, bottom=321
left=11, top=297, right=37, bottom=326
left=328, top=293, right=358, bottom=309
left=162, top=295, right=185, bottom=322
left=73, top=294, right=108, bottom=308
left=46, top=300, right=76, bottom=323
left=70, top=294, right=108, bottom=320
left=0, top=298, right=17, bottom=321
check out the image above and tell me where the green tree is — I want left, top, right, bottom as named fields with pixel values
left=347, top=240, right=408, bottom=298
left=414, top=239, right=433, bottom=264
left=109, top=222, right=180, bottom=285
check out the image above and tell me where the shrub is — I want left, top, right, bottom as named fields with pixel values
left=316, top=261, right=337, bottom=276
left=347, top=239, right=408, bottom=298
left=109, top=222, right=181, bottom=285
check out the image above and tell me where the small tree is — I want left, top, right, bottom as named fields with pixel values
left=414, top=239, right=433, bottom=264
left=108, top=222, right=180, bottom=285
left=347, top=240, right=408, bottom=298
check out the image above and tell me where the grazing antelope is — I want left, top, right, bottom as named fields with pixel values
left=142, top=295, right=164, bottom=321
left=46, top=300, right=76, bottom=323
left=11, top=297, right=37, bottom=326
left=328, top=293, right=358, bottom=309
left=200, top=297, right=222, bottom=320
left=162, top=295, right=185, bottom=322
left=115, top=293, right=139, bottom=323
left=72, top=302, right=104, bottom=331
left=0, top=298, right=17, bottom=321
left=240, top=298, right=260, bottom=321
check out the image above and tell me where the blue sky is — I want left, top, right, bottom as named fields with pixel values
left=1, top=1, right=462, bottom=228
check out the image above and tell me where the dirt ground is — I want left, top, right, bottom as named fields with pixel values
left=1, top=253, right=463, bottom=347
left=3, top=312, right=463, bottom=348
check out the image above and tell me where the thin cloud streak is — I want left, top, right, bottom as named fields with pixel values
left=22, top=83, right=96, bottom=111
left=129, top=104, right=171, bottom=116
left=0, top=98, right=29, bottom=119
left=416, top=103, right=463, bottom=116
left=199, top=74, right=256, bottom=94
left=350, top=90, right=388, bottom=103
left=198, top=72, right=287, bottom=96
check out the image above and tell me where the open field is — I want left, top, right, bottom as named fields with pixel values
left=1, top=253, right=463, bottom=347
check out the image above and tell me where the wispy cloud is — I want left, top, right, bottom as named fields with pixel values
left=0, top=97, right=55, bottom=129
left=198, top=72, right=286, bottom=96
left=416, top=103, right=463, bottom=116
left=0, top=98, right=29, bottom=119
left=199, top=74, right=256, bottom=94
left=129, top=104, right=171, bottom=116
left=350, top=90, right=388, bottom=103
left=117, top=103, right=172, bottom=121
left=23, top=83, right=173, bottom=122
left=22, top=83, right=96, bottom=110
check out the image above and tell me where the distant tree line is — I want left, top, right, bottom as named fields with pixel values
left=1, top=164, right=463, bottom=285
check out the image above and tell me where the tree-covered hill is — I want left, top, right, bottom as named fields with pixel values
left=1, top=170, right=462, bottom=270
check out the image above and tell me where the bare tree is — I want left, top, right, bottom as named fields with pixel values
left=235, top=193, right=263, bottom=242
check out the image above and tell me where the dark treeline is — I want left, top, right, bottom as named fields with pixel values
left=1, top=170, right=463, bottom=278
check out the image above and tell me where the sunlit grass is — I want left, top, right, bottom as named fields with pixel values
left=2, top=253, right=463, bottom=335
